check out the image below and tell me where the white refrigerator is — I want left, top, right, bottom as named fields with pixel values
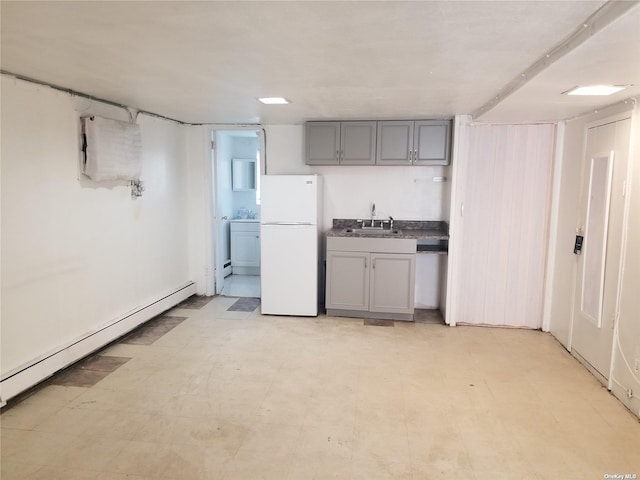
left=260, top=174, right=323, bottom=316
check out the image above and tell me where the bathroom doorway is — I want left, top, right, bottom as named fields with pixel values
left=211, top=128, right=264, bottom=298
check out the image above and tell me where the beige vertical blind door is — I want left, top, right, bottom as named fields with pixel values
left=458, top=124, right=555, bottom=328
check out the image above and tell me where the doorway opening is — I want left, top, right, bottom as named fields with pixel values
left=210, top=128, right=264, bottom=299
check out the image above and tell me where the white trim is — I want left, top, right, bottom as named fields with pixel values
left=444, top=114, right=472, bottom=327
left=608, top=102, right=640, bottom=392
left=209, top=130, right=219, bottom=296
left=0, top=282, right=196, bottom=404
left=542, top=121, right=565, bottom=332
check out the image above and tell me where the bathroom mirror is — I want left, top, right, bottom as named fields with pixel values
left=232, top=158, right=256, bottom=191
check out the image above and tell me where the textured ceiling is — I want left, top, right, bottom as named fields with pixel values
left=1, top=1, right=638, bottom=124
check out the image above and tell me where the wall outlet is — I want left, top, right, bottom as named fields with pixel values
left=627, top=389, right=634, bottom=399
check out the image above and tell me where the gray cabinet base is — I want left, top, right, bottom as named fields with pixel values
left=326, top=308, right=414, bottom=322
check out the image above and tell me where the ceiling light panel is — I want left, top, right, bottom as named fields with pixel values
left=258, top=97, right=290, bottom=104
left=564, top=85, right=628, bottom=96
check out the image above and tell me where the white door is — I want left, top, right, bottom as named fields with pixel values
left=456, top=124, right=555, bottom=327
left=571, top=117, right=631, bottom=381
left=212, top=132, right=235, bottom=294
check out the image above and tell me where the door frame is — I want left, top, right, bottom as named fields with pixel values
left=206, top=126, right=266, bottom=296
left=568, top=110, right=633, bottom=388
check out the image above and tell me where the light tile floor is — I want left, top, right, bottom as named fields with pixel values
left=2, top=296, right=639, bottom=479
left=221, top=274, right=260, bottom=298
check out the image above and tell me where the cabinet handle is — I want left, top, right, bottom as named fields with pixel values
left=409, top=150, right=412, bottom=162
left=336, top=150, right=340, bottom=161
left=364, top=258, right=367, bottom=268
left=372, top=258, right=376, bottom=269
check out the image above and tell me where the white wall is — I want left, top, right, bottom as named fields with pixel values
left=546, top=100, right=640, bottom=417
left=185, top=126, right=212, bottom=295
left=264, top=125, right=449, bottom=308
left=1, top=78, right=192, bottom=397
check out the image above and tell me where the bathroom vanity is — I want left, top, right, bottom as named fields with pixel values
left=230, top=219, right=260, bottom=275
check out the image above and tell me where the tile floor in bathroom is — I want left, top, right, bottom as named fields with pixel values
left=220, top=274, right=260, bottom=298
left=1, top=295, right=639, bottom=480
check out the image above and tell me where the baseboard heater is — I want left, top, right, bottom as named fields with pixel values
left=0, top=281, right=196, bottom=406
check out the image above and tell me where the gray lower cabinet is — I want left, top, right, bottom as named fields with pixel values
left=306, top=121, right=376, bottom=165
left=325, top=251, right=369, bottom=311
left=325, top=236, right=416, bottom=321
left=369, top=253, right=415, bottom=314
left=376, top=119, right=452, bottom=165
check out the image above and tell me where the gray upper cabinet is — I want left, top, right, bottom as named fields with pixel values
left=376, top=121, right=414, bottom=165
left=413, top=120, right=451, bottom=165
left=307, top=119, right=451, bottom=166
left=305, top=122, right=340, bottom=165
left=340, top=121, right=377, bottom=165
left=377, top=119, right=452, bottom=166
left=305, top=121, right=376, bottom=165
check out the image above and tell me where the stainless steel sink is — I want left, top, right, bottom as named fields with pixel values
left=342, top=228, right=403, bottom=236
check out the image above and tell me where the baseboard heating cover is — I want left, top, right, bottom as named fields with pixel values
left=0, top=282, right=196, bottom=406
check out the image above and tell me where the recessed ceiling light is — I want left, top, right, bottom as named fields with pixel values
left=258, top=97, right=290, bottom=104
left=563, top=85, right=629, bottom=96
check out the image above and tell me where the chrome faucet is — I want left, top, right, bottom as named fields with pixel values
left=389, top=216, right=394, bottom=230
left=370, top=203, right=376, bottom=227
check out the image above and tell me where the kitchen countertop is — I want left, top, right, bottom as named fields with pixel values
left=326, top=219, right=449, bottom=240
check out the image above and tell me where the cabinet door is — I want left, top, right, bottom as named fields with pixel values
left=253, top=232, right=261, bottom=266
left=231, top=231, right=260, bottom=267
left=326, top=251, right=369, bottom=311
left=376, top=121, right=414, bottom=165
left=369, top=253, right=415, bottom=314
left=413, top=120, right=452, bottom=165
left=340, top=121, right=377, bottom=165
left=306, top=122, right=340, bottom=165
